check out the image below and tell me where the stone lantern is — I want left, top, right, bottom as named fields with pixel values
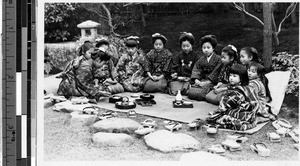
left=77, top=20, right=100, bottom=42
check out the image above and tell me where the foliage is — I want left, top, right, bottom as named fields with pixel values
left=44, top=42, right=79, bottom=74
left=44, top=3, right=77, bottom=42
left=272, top=52, right=299, bottom=96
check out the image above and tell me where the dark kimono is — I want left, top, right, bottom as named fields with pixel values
left=143, top=49, right=173, bottom=93
left=116, top=51, right=146, bottom=92
left=57, top=56, right=108, bottom=100
left=169, top=50, right=200, bottom=95
left=188, top=52, right=221, bottom=101
left=206, top=62, right=236, bottom=105
left=206, top=85, right=259, bottom=131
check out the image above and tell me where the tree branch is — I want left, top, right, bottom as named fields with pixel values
left=276, top=2, right=297, bottom=35
left=233, top=2, right=264, bottom=26
left=79, top=4, right=109, bottom=21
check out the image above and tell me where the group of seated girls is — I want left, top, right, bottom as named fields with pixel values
left=56, top=32, right=276, bottom=131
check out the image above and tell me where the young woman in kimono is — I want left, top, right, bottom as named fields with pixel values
left=115, top=36, right=146, bottom=92
left=239, top=46, right=261, bottom=67
left=205, top=45, right=239, bottom=105
left=169, top=32, right=200, bottom=95
left=143, top=33, right=173, bottom=93
left=57, top=44, right=111, bottom=101
left=206, top=63, right=260, bottom=131
left=187, top=35, right=221, bottom=101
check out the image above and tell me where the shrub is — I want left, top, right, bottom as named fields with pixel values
left=272, top=52, right=299, bottom=96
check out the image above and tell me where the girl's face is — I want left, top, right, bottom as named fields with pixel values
left=247, top=66, right=259, bottom=80
left=85, top=47, right=95, bottom=59
left=127, top=46, right=137, bottom=56
left=181, top=40, right=192, bottom=54
left=154, top=39, right=164, bottom=52
left=229, top=73, right=241, bottom=85
left=221, top=52, right=232, bottom=65
left=240, top=50, right=252, bottom=65
left=202, top=42, right=214, bottom=56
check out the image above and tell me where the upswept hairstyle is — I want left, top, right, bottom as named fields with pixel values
left=222, top=44, right=239, bottom=62
left=152, top=33, right=167, bottom=45
left=248, top=62, right=272, bottom=102
left=95, top=39, right=109, bottom=48
left=240, top=47, right=260, bottom=63
left=229, top=63, right=249, bottom=86
left=199, top=34, right=218, bottom=49
left=125, top=36, right=139, bottom=47
left=91, top=50, right=111, bottom=61
left=179, top=32, right=195, bottom=46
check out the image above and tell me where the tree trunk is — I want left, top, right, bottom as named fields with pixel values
left=140, top=4, right=147, bottom=27
left=291, top=9, right=297, bottom=24
left=271, top=5, right=280, bottom=46
left=263, top=3, right=273, bottom=71
left=101, top=4, right=115, bottom=36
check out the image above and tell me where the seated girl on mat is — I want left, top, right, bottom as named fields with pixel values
left=247, top=62, right=276, bottom=120
left=205, top=45, right=239, bottom=105
left=115, top=36, right=146, bottom=92
left=143, top=33, right=173, bottom=93
left=239, top=46, right=261, bottom=67
left=188, top=34, right=221, bottom=101
left=206, top=63, right=260, bottom=131
left=169, top=32, right=200, bottom=95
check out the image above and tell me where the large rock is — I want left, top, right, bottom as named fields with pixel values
left=92, top=132, right=134, bottom=147
left=91, top=118, right=141, bottom=134
left=180, top=151, right=229, bottom=161
left=52, top=100, right=93, bottom=113
left=144, top=130, right=200, bottom=152
left=69, top=111, right=98, bottom=126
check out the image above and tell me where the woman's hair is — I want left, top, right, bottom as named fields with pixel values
left=240, top=47, right=260, bottom=63
left=95, top=39, right=109, bottom=48
left=199, top=34, right=218, bottom=49
left=152, top=33, right=167, bottom=45
left=91, top=50, right=111, bottom=61
left=179, top=32, right=195, bottom=46
left=125, top=36, right=139, bottom=47
left=222, top=45, right=238, bottom=62
left=77, top=41, right=92, bottom=56
left=248, top=62, right=272, bottom=102
left=229, top=63, right=249, bottom=86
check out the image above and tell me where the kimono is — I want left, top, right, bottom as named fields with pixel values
left=188, top=52, right=221, bottom=101
left=206, top=85, right=259, bottom=131
left=116, top=51, right=146, bottom=92
left=57, top=56, right=108, bottom=100
left=248, top=78, right=270, bottom=117
left=206, top=62, right=236, bottom=105
left=169, top=50, right=200, bottom=95
left=143, top=49, right=173, bottom=93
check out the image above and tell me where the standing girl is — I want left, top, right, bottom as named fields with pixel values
left=206, top=63, right=260, bottom=131
left=247, top=62, right=275, bottom=120
left=188, top=34, right=221, bottom=101
left=169, top=32, right=200, bottom=95
left=116, top=36, right=146, bottom=92
left=205, top=45, right=238, bottom=105
left=143, top=33, right=173, bottom=93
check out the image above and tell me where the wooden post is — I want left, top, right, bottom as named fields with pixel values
left=263, top=3, right=273, bottom=70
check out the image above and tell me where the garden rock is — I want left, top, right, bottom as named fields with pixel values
left=144, top=130, right=200, bottom=152
left=92, top=132, right=134, bottom=147
left=91, top=118, right=141, bottom=134
left=52, top=100, right=93, bottom=113
left=179, top=151, right=229, bottom=161
left=69, top=111, right=98, bottom=126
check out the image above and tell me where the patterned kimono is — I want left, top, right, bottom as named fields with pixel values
left=169, top=50, right=200, bottom=95
left=206, top=62, right=236, bottom=105
left=57, top=56, right=108, bottom=100
left=116, top=51, right=146, bottom=92
left=206, top=85, right=259, bottom=131
left=143, top=49, right=173, bottom=93
left=188, top=52, right=221, bottom=101
left=248, top=78, right=270, bottom=117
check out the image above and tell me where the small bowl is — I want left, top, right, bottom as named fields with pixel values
left=131, top=94, right=139, bottom=98
left=177, top=77, right=185, bottom=81
left=183, top=101, right=193, bottom=105
left=113, top=96, right=121, bottom=99
left=207, top=127, right=218, bottom=134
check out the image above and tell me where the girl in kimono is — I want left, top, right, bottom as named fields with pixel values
left=206, top=63, right=259, bottom=131
left=247, top=62, right=276, bottom=120
left=239, top=47, right=261, bottom=67
left=57, top=45, right=111, bottom=101
left=115, top=36, right=146, bottom=92
left=188, top=35, right=221, bottom=101
left=143, top=33, right=173, bottom=93
left=169, top=32, right=200, bottom=95
left=205, top=45, right=239, bottom=105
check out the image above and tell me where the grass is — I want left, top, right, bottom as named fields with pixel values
left=44, top=98, right=299, bottom=161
